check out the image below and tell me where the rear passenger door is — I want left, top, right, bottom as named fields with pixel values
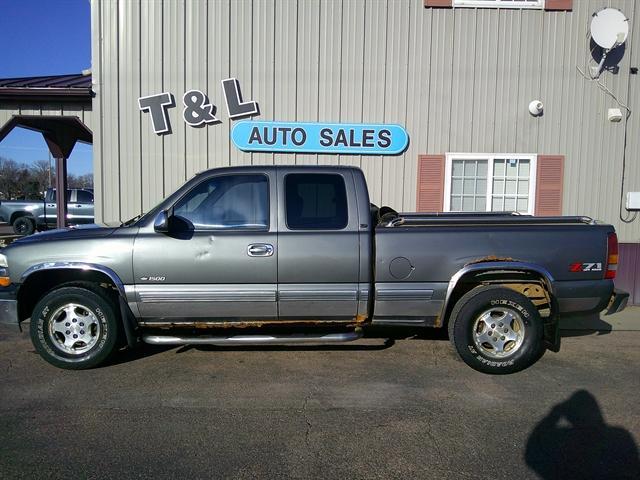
left=71, top=189, right=94, bottom=224
left=277, top=169, right=360, bottom=321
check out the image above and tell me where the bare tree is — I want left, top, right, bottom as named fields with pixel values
left=30, top=159, right=54, bottom=192
left=0, top=156, right=92, bottom=199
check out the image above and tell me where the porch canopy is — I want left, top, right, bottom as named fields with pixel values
left=0, top=73, right=93, bottom=229
left=0, top=115, right=92, bottom=228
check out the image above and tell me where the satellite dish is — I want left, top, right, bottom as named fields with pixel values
left=590, top=8, right=629, bottom=50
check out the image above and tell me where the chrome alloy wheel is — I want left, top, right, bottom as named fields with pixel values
left=47, top=303, right=101, bottom=355
left=472, top=307, right=525, bottom=359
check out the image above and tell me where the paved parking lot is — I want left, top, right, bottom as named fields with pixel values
left=1, top=318, right=639, bottom=479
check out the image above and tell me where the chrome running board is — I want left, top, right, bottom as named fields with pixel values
left=142, top=330, right=363, bottom=346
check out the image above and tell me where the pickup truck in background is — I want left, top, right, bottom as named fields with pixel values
left=0, top=166, right=629, bottom=373
left=0, top=188, right=94, bottom=235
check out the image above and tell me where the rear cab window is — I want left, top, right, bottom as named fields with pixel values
left=285, top=173, right=348, bottom=230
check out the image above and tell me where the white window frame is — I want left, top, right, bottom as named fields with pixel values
left=444, top=153, right=538, bottom=215
left=453, top=0, right=544, bottom=9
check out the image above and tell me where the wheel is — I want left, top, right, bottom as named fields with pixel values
left=30, top=286, right=120, bottom=369
left=12, top=216, right=35, bottom=235
left=448, top=285, right=545, bottom=374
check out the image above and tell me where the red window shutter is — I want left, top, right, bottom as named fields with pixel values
left=545, top=0, right=572, bottom=11
left=417, top=155, right=445, bottom=212
left=423, top=0, right=452, bottom=7
left=535, top=155, right=564, bottom=216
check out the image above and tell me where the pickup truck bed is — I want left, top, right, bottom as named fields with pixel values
left=0, top=165, right=629, bottom=374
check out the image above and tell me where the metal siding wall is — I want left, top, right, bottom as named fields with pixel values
left=295, top=0, right=320, bottom=165
left=360, top=0, right=387, bottom=204
left=229, top=0, right=254, bottom=167
left=99, top=0, right=120, bottom=222
left=403, top=1, right=431, bottom=208
left=162, top=0, right=186, bottom=195
left=273, top=0, right=298, bottom=165
left=185, top=0, right=209, bottom=176
left=139, top=0, right=164, bottom=211
left=118, top=0, right=142, bottom=221
left=92, top=0, right=640, bottom=243
left=252, top=0, right=276, bottom=166
left=317, top=0, right=342, bottom=166
left=207, top=0, right=231, bottom=169
left=381, top=0, right=410, bottom=209
left=338, top=0, right=365, bottom=169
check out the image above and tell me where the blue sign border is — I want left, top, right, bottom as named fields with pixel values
left=232, top=121, right=409, bottom=155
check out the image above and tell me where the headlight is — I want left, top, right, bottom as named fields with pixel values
left=0, top=254, right=10, bottom=287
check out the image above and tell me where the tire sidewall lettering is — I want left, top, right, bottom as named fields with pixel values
left=37, top=298, right=107, bottom=362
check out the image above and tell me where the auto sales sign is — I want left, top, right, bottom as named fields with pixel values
left=139, top=78, right=409, bottom=156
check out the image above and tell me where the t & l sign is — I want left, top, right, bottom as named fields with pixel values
left=138, top=78, right=258, bottom=134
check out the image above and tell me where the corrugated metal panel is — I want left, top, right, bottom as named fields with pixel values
left=338, top=0, right=365, bottom=169
left=207, top=0, right=231, bottom=169
left=295, top=0, right=320, bottom=165
left=316, top=0, right=342, bottom=166
left=162, top=0, right=186, bottom=195
left=118, top=0, right=142, bottom=221
left=273, top=0, right=298, bottom=165
left=90, top=0, right=640, bottom=248
left=99, top=0, right=121, bottom=221
left=139, top=0, right=164, bottom=211
left=251, top=0, right=276, bottom=166
left=617, top=244, right=639, bottom=305
left=184, top=0, right=209, bottom=176
left=360, top=0, right=388, bottom=204
left=229, top=0, right=254, bottom=167
left=403, top=0, right=431, bottom=208
left=90, top=0, right=103, bottom=222
left=381, top=0, right=410, bottom=209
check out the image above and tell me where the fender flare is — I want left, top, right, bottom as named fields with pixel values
left=20, top=262, right=138, bottom=347
left=20, top=261, right=126, bottom=295
left=442, top=261, right=556, bottom=320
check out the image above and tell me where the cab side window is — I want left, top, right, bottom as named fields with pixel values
left=173, top=174, right=269, bottom=230
left=285, top=174, right=348, bottom=230
left=76, top=190, right=94, bottom=203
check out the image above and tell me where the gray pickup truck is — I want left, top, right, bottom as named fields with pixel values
left=0, top=166, right=629, bottom=373
left=0, top=188, right=94, bottom=235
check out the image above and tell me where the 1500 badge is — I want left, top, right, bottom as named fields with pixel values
left=140, top=276, right=166, bottom=282
left=569, top=262, right=602, bottom=272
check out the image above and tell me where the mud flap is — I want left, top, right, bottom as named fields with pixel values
left=118, top=296, right=139, bottom=348
left=543, top=316, right=561, bottom=353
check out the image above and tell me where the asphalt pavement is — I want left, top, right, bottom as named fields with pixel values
left=1, top=315, right=639, bottom=479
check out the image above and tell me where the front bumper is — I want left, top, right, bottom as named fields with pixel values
left=0, top=285, right=19, bottom=329
left=605, top=288, right=629, bottom=316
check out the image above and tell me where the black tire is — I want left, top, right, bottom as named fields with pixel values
left=448, top=285, right=545, bottom=374
left=12, top=216, right=35, bottom=235
left=30, top=286, right=120, bottom=370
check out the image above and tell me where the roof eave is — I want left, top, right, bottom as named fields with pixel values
left=0, top=87, right=93, bottom=102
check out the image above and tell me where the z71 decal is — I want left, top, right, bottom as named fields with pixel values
left=569, top=262, right=602, bottom=272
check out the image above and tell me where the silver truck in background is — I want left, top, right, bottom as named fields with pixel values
left=0, top=166, right=629, bottom=374
left=0, top=188, right=94, bottom=235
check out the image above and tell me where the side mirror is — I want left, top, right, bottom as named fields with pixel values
left=154, top=210, right=169, bottom=233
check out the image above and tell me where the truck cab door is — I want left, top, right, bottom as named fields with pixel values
left=70, top=189, right=94, bottom=224
left=132, top=170, right=278, bottom=323
left=276, top=169, right=362, bottom=322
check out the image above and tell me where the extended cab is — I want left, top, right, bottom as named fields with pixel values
left=0, top=166, right=629, bottom=373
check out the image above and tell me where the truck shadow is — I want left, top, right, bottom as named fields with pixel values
left=525, top=390, right=640, bottom=479
left=560, top=312, right=613, bottom=338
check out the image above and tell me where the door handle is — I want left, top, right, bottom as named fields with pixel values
left=247, top=243, right=274, bottom=257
